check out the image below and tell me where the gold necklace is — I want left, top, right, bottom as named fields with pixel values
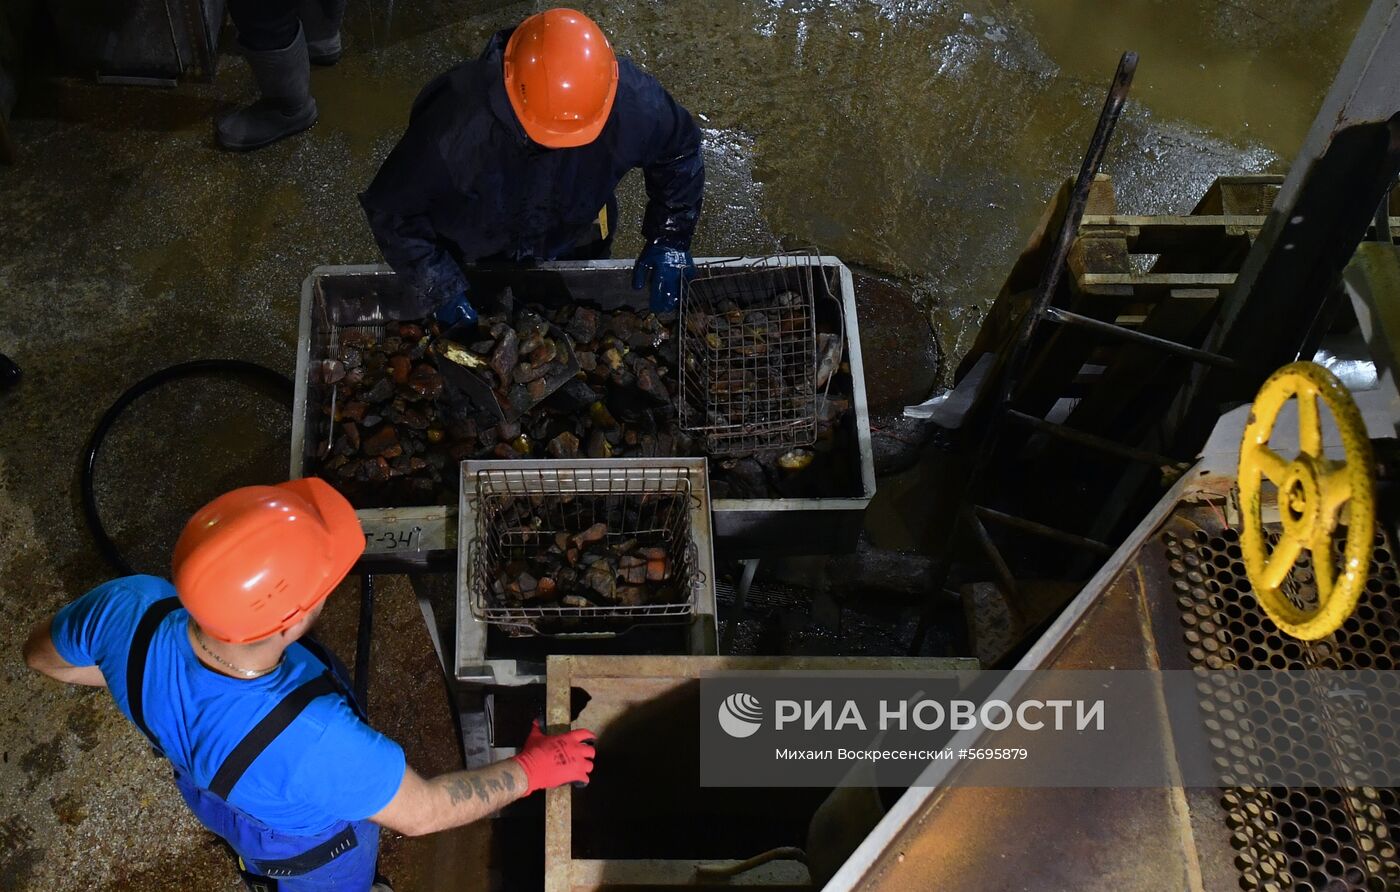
left=190, top=621, right=283, bottom=679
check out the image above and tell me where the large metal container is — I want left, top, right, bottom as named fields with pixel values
left=48, top=0, right=223, bottom=84
left=290, top=259, right=875, bottom=564
left=542, top=654, right=978, bottom=891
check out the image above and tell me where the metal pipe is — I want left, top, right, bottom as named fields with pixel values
left=354, top=572, right=375, bottom=711
left=1004, top=409, right=1183, bottom=467
left=909, top=52, right=1138, bottom=655
left=963, top=507, right=1021, bottom=604
left=160, top=0, right=184, bottom=73
left=1374, top=179, right=1396, bottom=242
left=1041, top=306, right=1245, bottom=370
left=973, top=505, right=1113, bottom=555
left=1000, top=51, right=1139, bottom=405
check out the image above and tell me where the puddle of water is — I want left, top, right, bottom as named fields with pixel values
left=126, top=183, right=305, bottom=302
left=309, top=55, right=422, bottom=159
left=1015, top=0, right=1366, bottom=154
left=586, top=0, right=1367, bottom=383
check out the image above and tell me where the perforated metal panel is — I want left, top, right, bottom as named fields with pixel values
left=1165, top=524, right=1400, bottom=891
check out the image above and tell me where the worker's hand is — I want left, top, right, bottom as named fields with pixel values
left=632, top=243, right=695, bottom=314
left=433, top=288, right=478, bottom=329
left=512, top=721, right=596, bottom=795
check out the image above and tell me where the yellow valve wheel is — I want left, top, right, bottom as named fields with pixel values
left=1238, top=361, right=1376, bottom=640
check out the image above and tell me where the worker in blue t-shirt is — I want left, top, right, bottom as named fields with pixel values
left=23, top=478, right=596, bottom=892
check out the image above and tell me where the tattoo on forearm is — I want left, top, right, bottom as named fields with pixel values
left=444, top=777, right=476, bottom=805
left=442, top=764, right=519, bottom=810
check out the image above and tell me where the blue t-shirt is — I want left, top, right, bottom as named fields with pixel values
left=51, top=575, right=406, bottom=836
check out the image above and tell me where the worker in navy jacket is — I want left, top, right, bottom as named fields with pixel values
left=359, top=8, right=705, bottom=326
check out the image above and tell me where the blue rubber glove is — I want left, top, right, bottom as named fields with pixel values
left=433, top=288, right=477, bottom=329
left=632, top=243, right=695, bottom=313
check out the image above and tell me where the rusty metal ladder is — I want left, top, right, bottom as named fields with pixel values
left=909, top=51, right=1245, bottom=656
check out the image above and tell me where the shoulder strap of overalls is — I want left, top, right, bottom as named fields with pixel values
left=208, top=673, right=341, bottom=800
left=297, top=636, right=368, bottom=723
left=127, top=620, right=359, bottom=800
left=127, top=596, right=182, bottom=754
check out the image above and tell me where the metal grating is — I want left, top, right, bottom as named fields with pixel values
left=1165, top=523, right=1400, bottom=892
left=678, top=253, right=829, bottom=454
left=466, top=464, right=703, bottom=634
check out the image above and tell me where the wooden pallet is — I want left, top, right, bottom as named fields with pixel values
left=1061, top=176, right=1294, bottom=438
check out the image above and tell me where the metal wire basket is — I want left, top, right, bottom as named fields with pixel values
left=678, top=252, right=838, bottom=454
left=465, top=462, right=704, bottom=635
left=309, top=288, right=386, bottom=464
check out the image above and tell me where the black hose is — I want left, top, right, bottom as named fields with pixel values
left=80, top=359, right=293, bottom=576
left=82, top=360, right=385, bottom=711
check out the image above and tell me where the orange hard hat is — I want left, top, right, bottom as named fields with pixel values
left=172, top=479, right=364, bottom=644
left=503, top=8, right=619, bottom=148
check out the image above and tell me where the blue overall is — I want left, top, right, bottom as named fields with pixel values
left=173, top=758, right=380, bottom=891
left=51, top=578, right=404, bottom=892
left=173, top=761, right=380, bottom=891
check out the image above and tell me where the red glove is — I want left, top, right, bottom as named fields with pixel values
left=513, top=721, right=596, bottom=794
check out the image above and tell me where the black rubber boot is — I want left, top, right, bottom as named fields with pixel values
left=215, top=24, right=318, bottom=152
left=300, top=0, right=347, bottom=65
left=0, top=353, right=19, bottom=389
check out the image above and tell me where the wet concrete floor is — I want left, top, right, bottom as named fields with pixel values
left=0, top=0, right=1369, bottom=888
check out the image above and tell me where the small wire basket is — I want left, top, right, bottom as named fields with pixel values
left=466, top=463, right=703, bottom=635
left=678, top=252, right=836, bottom=454
left=309, top=286, right=386, bottom=463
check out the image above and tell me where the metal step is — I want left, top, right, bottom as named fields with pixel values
left=1077, top=272, right=1237, bottom=298
left=972, top=505, right=1112, bottom=555
left=1041, top=306, right=1243, bottom=369
left=1004, top=408, right=1181, bottom=467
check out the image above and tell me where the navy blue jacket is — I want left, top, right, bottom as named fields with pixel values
left=359, top=28, right=705, bottom=304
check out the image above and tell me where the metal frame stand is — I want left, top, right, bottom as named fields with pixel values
left=406, top=572, right=478, bottom=770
